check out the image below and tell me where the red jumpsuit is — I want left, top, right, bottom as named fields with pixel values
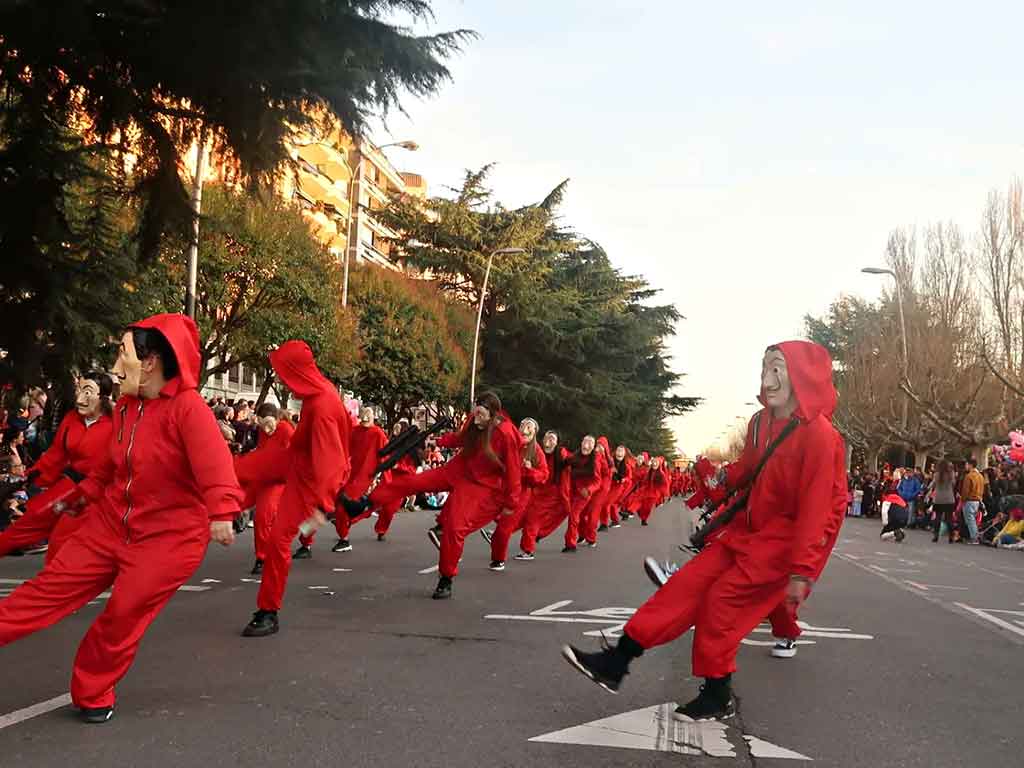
left=234, top=420, right=294, bottom=562
left=333, top=422, right=388, bottom=540
left=566, top=456, right=601, bottom=548
left=767, top=429, right=848, bottom=639
left=256, top=341, right=350, bottom=613
left=522, top=447, right=572, bottom=552
left=490, top=440, right=549, bottom=563
left=603, top=456, right=634, bottom=524
left=0, top=409, right=113, bottom=563
left=580, top=438, right=612, bottom=543
left=623, top=341, right=838, bottom=680
left=0, top=313, right=243, bottom=709
left=436, top=416, right=522, bottom=579
left=624, top=462, right=649, bottom=516
left=637, top=463, right=669, bottom=522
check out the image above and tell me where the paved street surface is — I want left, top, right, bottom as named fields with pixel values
left=1, top=502, right=1021, bottom=767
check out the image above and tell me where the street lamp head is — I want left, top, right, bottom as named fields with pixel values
left=861, top=267, right=894, bottom=277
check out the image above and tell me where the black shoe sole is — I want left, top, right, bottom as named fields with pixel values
left=560, top=645, right=619, bottom=694
left=80, top=708, right=114, bottom=724
left=673, top=705, right=736, bottom=722
left=242, top=623, right=279, bottom=638
left=431, top=590, right=452, bottom=600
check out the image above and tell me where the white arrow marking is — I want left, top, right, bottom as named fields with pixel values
left=0, top=694, right=71, bottom=731
left=955, top=603, right=1024, bottom=640
left=201, top=578, right=221, bottom=584
left=744, top=735, right=813, bottom=760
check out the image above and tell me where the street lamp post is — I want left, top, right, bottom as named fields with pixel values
left=185, top=124, right=209, bottom=319
left=862, top=266, right=909, bottom=431
left=342, top=139, right=419, bottom=308
left=469, top=247, right=528, bottom=405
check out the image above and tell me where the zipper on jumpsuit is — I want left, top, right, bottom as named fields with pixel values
left=122, top=401, right=144, bottom=543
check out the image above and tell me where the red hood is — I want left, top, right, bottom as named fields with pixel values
left=131, top=313, right=201, bottom=392
left=758, top=340, right=837, bottom=422
left=270, top=341, right=334, bottom=399
left=597, top=436, right=611, bottom=455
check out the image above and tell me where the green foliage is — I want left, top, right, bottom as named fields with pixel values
left=0, top=90, right=156, bottom=389
left=346, top=266, right=471, bottom=423
left=381, top=168, right=698, bottom=454
left=152, top=185, right=356, bottom=386
left=0, top=1, right=472, bottom=258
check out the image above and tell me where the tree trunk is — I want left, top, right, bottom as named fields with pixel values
left=868, top=448, right=881, bottom=473
left=844, top=442, right=853, bottom=472
left=912, top=450, right=929, bottom=471
left=971, top=443, right=991, bottom=469
left=255, top=369, right=274, bottom=408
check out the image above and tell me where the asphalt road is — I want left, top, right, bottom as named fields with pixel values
left=1, top=501, right=1021, bottom=767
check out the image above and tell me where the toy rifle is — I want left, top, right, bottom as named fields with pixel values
left=374, top=416, right=454, bottom=476
left=684, top=417, right=800, bottom=553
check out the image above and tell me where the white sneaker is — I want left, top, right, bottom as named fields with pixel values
left=514, top=551, right=535, bottom=561
left=771, top=639, right=798, bottom=658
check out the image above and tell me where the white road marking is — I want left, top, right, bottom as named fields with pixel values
left=869, top=564, right=888, bottom=573
left=201, top=578, right=221, bottom=583
left=332, top=568, right=352, bottom=572
left=0, top=693, right=71, bottom=731
left=308, top=585, right=330, bottom=589
left=530, top=704, right=810, bottom=759
left=177, top=585, right=211, bottom=592
left=418, top=565, right=439, bottom=574
left=0, top=578, right=26, bottom=585
left=240, top=578, right=261, bottom=583
left=906, top=581, right=968, bottom=592
left=954, top=603, right=1024, bottom=640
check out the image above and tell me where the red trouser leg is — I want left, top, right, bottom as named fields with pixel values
left=369, top=465, right=454, bottom=511
left=691, top=552, right=789, bottom=678
left=583, top=490, right=609, bottom=542
left=44, top=511, right=86, bottom=565
left=257, top=483, right=309, bottom=613
left=638, top=500, right=655, bottom=522
left=767, top=602, right=802, bottom=640
left=0, top=506, right=60, bottom=558
left=520, top=491, right=562, bottom=553
left=490, top=502, right=528, bottom=563
left=624, top=543, right=733, bottom=649
left=439, top=482, right=503, bottom=578
left=373, top=499, right=403, bottom=536
left=70, top=526, right=207, bottom=708
left=253, top=486, right=283, bottom=562
left=564, top=495, right=587, bottom=549
left=0, top=519, right=115, bottom=647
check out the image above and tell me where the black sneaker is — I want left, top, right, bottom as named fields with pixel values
left=771, top=639, right=798, bottom=658
left=514, top=551, right=535, bottom=561
left=577, top=536, right=585, bottom=545
left=597, top=524, right=608, bottom=532
left=480, top=528, right=494, bottom=545
left=80, top=706, right=114, bottom=724
left=341, top=494, right=371, bottom=518
left=242, top=610, right=279, bottom=638
left=250, top=559, right=264, bottom=576
left=561, top=642, right=631, bottom=693
left=561, top=545, right=577, bottom=553
left=895, top=529, right=906, bottom=543
left=489, top=560, right=505, bottom=571
left=586, top=541, right=597, bottom=549
left=641, top=520, right=649, bottom=526
left=432, top=575, right=453, bottom=600
left=332, top=539, right=353, bottom=553
left=427, top=528, right=442, bottom=551
left=293, top=545, right=312, bottom=559
left=674, top=678, right=735, bottom=721
left=377, top=533, right=386, bottom=542
left=610, top=521, right=621, bottom=528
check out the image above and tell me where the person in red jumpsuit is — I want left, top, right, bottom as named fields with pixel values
left=430, top=391, right=521, bottom=599
left=243, top=341, right=350, bottom=638
left=0, top=314, right=242, bottom=724
left=516, top=431, right=572, bottom=559
left=234, top=402, right=295, bottom=575
left=765, top=428, right=848, bottom=657
left=0, top=371, right=114, bottom=563
left=603, top=445, right=634, bottom=528
left=488, top=418, right=549, bottom=570
left=328, top=406, right=388, bottom=552
left=564, top=435, right=601, bottom=552
left=637, top=456, right=670, bottom=525
left=621, top=453, right=649, bottom=521
left=563, top=340, right=838, bottom=722
left=581, top=436, right=612, bottom=542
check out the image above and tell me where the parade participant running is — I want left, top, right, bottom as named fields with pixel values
left=234, top=402, right=295, bottom=575
left=488, top=418, right=549, bottom=570
left=581, top=436, right=613, bottom=542
left=330, top=407, right=388, bottom=552
left=0, top=314, right=242, bottom=723
left=430, top=391, right=521, bottom=599
left=564, top=436, right=601, bottom=551
left=603, top=445, right=634, bottom=528
left=0, top=371, right=114, bottom=563
left=516, top=431, right=571, bottom=559
left=243, top=341, right=350, bottom=638
left=562, top=341, right=837, bottom=721
left=637, top=456, right=670, bottom=526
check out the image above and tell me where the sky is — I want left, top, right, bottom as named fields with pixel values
left=370, top=1, right=1024, bottom=456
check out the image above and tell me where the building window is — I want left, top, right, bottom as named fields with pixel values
left=228, top=363, right=241, bottom=385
